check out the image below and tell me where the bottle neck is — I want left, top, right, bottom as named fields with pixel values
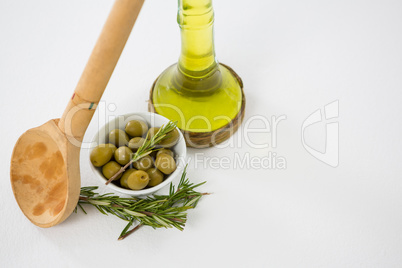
left=177, top=0, right=218, bottom=78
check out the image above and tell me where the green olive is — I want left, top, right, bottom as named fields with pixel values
left=128, top=137, right=145, bottom=151
left=156, top=148, right=174, bottom=158
left=155, top=154, right=176, bottom=175
left=159, top=129, right=180, bottom=148
left=114, top=146, right=133, bottom=165
left=146, top=168, right=164, bottom=187
left=102, top=161, right=122, bottom=180
left=104, top=143, right=117, bottom=154
left=90, top=144, right=116, bottom=167
left=125, top=120, right=148, bottom=137
left=127, top=170, right=149, bottom=190
left=133, top=155, right=153, bottom=170
left=146, top=127, right=160, bottom=140
left=109, top=129, right=129, bottom=147
left=120, top=169, right=136, bottom=189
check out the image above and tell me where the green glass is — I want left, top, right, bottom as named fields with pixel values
left=152, top=0, right=243, bottom=132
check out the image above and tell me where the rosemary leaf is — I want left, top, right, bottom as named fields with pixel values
left=123, top=209, right=146, bottom=217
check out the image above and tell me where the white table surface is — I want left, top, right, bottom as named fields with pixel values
left=1, top=0, right=402, bottom=267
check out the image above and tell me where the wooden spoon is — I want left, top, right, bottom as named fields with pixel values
left=10, top=0, right=145, bottom=228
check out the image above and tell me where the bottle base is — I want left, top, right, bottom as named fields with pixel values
left=149, top=63, right=246, bottom=148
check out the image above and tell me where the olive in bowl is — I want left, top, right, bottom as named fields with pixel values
left=89, top=112, right=186, bottom=196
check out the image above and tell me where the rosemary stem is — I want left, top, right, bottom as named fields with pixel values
left=106, top=160, right=133, bottom=185
left=118, top=224, right=143, bottom=240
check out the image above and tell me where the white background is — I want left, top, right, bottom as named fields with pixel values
left=1, top=0, right=402, bottom=267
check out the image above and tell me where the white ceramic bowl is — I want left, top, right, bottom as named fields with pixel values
left=89, top=112, right=186, bottom=196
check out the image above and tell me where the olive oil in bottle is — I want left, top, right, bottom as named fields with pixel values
left=150, top=0, right=244, bottom=147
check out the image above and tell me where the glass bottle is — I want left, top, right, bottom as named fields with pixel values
left=150, top=0, right=244, bottom=147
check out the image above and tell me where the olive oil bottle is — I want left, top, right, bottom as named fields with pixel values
left=150, top=0, right=244, bottom=147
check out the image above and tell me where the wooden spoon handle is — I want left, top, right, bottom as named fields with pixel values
left=58, top=0, right=145, bottom=140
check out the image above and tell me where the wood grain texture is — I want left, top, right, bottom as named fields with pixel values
left=59, top=0, right=145, bottom=140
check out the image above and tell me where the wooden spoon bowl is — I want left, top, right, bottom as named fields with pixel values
left=11, top=119, right=80, bottom=227
left=10, top=0, right=145, bottom=227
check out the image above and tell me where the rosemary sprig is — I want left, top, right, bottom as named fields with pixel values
left=106, top=121, right=177, bottom=184
left=76, top=167, right=208, bottom=240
